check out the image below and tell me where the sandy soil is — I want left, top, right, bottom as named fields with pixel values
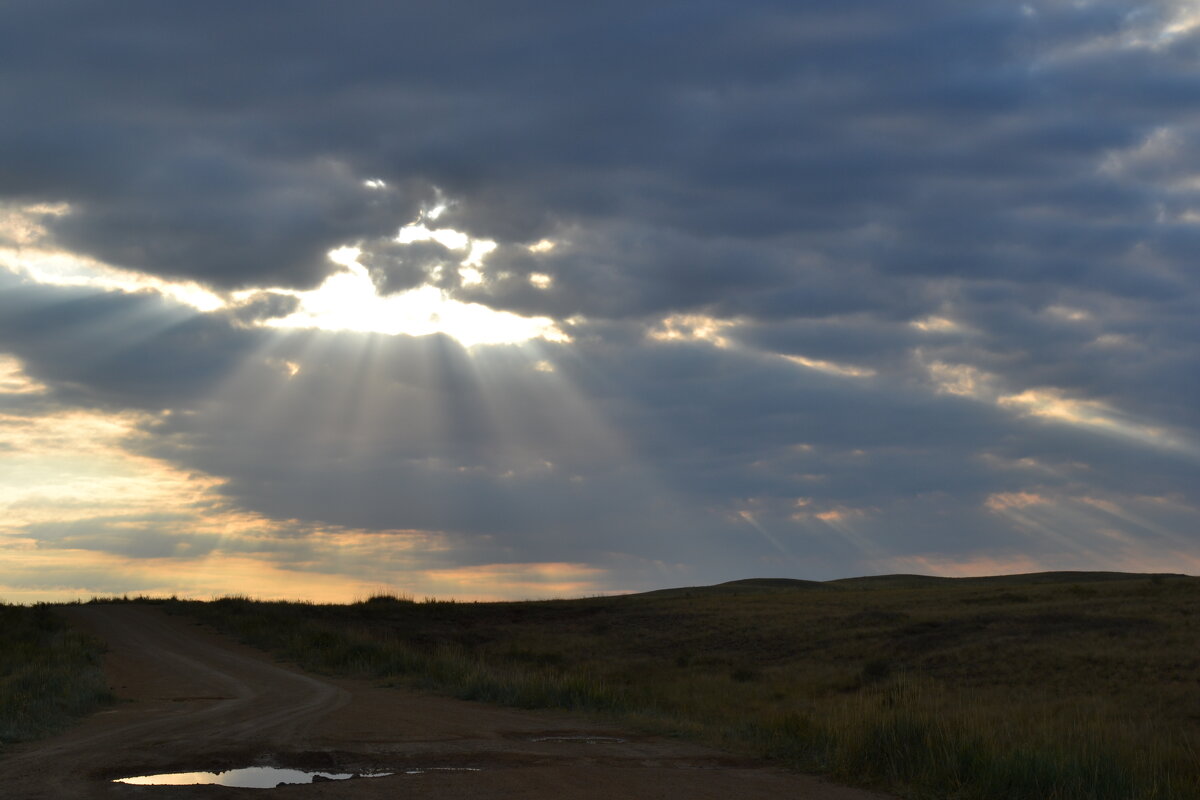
left=0, top=605, right=894, bottom=799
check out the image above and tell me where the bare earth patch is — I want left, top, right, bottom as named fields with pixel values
left=0, top=605, right=891, bottom=799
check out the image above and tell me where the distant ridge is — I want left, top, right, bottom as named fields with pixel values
left=630, top=577, right=829, bottom=598
left=719, top=578, right=827, bottom=589
left=630, top=570, right=1188, bottom=598
left=828, top=573, right=951, bottom=589
left=831, top=570, right=1189, bottom=589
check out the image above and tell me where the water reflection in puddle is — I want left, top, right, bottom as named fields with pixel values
left=532, top=735, right=627, bottom=744
left=113, top=767, right=392, bottom=787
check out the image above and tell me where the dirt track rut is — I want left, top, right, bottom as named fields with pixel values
left=0, top=605, right=892, bottom=799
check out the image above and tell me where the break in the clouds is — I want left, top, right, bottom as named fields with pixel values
left=1, top=1, right=1198, bottom=600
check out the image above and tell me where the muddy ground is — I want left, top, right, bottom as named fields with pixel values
left=0, top=605, right=892, bottom=799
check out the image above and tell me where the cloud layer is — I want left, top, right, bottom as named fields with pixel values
left=1, top=1, right=1198, bottom=598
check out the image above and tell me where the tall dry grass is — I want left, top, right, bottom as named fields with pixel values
left=167, top=573, right=1200, bottom=799
left=0, top=603, right=112, bottom=750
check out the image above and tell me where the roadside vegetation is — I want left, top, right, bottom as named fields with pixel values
left=0, top=603, right=112, bottom=751
left=157, top=572, right=1199, bottom=799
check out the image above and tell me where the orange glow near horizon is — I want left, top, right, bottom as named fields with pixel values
left=0, top=355, right=625, bottom=605
left=887, top=549, right=1200, bottom=579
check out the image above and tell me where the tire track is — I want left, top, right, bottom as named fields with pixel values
left=0, top=605, right=349, bottom=798
left=0, top=605, right=893, bottom=800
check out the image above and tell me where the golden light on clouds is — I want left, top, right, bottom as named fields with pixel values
left=418, top=562, right=611, bottom=601
left=0, top=201, right=69, bottom=245
left=909, top=315, right=965, bottom=333
left=1, top=243, right=224, bottom=314
left=916, top=349, right=1199, bottom=460
left=1045, top=305, right=1092, bottom=322
left=648, top=313, right=738, bottom=348
left=1, top=200, right=224, bottom=311
left=924, top=359, right=995, bottom=398
left=997, top=388, right=1197, bottom=457
left=984, top=491, right=1048, bottom=512
left=0, top=355, right=615, bottom=604
left=814, top=508, right=864, bottom=523
left=0, top=407, right=217, bottom=523
left=779, top=353, right=876, bottom=379
left=0, top=354, right=45, bottom=395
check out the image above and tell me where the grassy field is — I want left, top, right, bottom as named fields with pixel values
left=153, top=572, right=1199, bottom=798
left=0, top=603, right=112, bottom=751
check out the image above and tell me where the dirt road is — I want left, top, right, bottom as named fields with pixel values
left=0, top=605, right=892, bottom=799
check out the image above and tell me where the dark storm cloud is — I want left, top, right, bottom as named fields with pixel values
left=26, top=517, right=222, bottom=560
left=224, top=292, right=302, bottom=326
left=4, top=0, right=1191, bottom=305
left=2, top=1, right=1198, bottom=586
left=461, top=226, right=804, bottom=320
left=3, top=274, right=1196, bottom=582
left=360, top=239, right=460, bottom=295
left=0, top=273, right=258, bottom=411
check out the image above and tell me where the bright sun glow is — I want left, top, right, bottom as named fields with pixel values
left=259, top=221, right=565, bottom=346
left=265, top=250, right=567, bottom=347
left=1, top=201, right=567, bottom=349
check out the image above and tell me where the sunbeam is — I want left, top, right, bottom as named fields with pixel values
left=263, top=248, right=567, bottom=347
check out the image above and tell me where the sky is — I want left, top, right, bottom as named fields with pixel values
left=1, top=1, right=1198, bottom=602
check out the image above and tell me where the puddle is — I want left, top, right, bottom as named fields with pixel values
left=402, top=767, right=482, bottom=775
left=532, top=735, right=627, bottom=744
left=113, top=767, right=392, bottom=787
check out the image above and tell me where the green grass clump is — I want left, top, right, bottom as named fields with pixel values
left=0, top=603, right=112, bottom=749
left=167, top=572, right=1200, bottom=799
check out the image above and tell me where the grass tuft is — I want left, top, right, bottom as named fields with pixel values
left=0, top=603, right=113, bottom=750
